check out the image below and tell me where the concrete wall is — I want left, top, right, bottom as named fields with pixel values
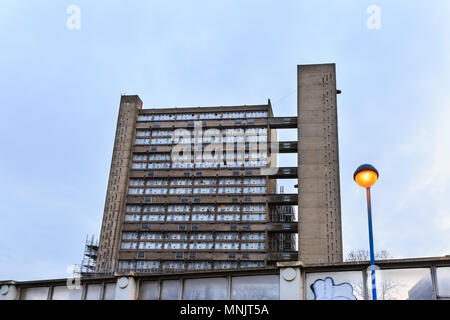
left=297, top=64, right=343, bottom=265
left=2, top=257, right=449, bottom=300
left=96, top=95, right=142, bottom=271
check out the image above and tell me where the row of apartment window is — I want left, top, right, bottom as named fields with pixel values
left=132, top=160, right=268, bottom=169
left=126, top=204, right=266, bottom=213
left=124, top=213, right=266, bottom=222
left=133, top=153, right=171, bottom=161
left=135, top=135, right=267, bottom=145
left=122, top=232, right=265, bottom=241
left=133, top=152, right=268, bottom=162
left=128, top=186, right=267, bottom=195
left=118, top=260, right=264, bottom=271
left=137, top=111, right=268, bottom=122
left=136, top=127, right=268, bottom=137
left=129, top=178, right=266, bottom=186
left=121, top=241, right=265, bottom=250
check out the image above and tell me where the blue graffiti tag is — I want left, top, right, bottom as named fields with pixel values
left=311, top=277, right=357, bottom=300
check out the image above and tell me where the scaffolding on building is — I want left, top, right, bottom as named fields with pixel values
left=270, top=204, right=295, bottom=223
left=269, top=204, right=297, bottom=252
left=78, top=235, right=99, bottom=277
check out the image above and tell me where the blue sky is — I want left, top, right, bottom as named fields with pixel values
left=0, top=0, right=449, bottom=280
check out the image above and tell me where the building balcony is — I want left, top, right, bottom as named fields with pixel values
left=268, top=117, right=297, bottom=128
left=267, top=194, right=298, bottom=205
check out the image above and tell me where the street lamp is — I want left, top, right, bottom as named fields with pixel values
left=353, top=164, right=379, bottom=300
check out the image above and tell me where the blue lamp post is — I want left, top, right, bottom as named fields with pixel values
left=354, top=164, right=379, bottom=300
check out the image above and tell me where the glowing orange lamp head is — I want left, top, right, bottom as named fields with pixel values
left=353, top=164, right=379, bottom=188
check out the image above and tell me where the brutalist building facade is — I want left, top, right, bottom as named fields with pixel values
left=95, top=64, right=342, bottom=274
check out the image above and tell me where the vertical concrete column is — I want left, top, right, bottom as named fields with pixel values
left=297, top=64, right=343, bottom=265
left=277, top=262, right=304, bottom=300
left=114, top=275, right=137, bottom=300
left=97, top=95, right=143, bottom=272
left=0, top=283, right=18, bottom=300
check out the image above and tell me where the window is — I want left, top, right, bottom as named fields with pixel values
left=244, top=177, right=266, bottom=185
left=194, top=178, right=217, bottom=185
left=242, top=232, right=265, bottom=240
left=149, top=153, right=171, bottom=161
left=85, top=285, right=102, bottom=300
left=170, top=179, right=192, bottom=186
left=138, top=115, right=152, bottom=121
left=215, top=242, right=239, bottom=250
left=164, top=242, right=188, bottom=249
left=172, top=162, right=194, bottom=169
left=153, top=114, right=175, bottom=121
left=190, top=213, right=212, bottom=221
left=122, top=232, right=138, bottom=240
left=121, top=242, right=137, bottom=249
left=145, top=188, right=168, bottom=195
left=231, top=275, right=279, bottom=300
left=218, top=187, right=242, bottom=194
left=124, top=214, right=140, bottom=222
left=194, top=187, right=216, bottom=194
left=242, top=214, right=265, bottom=221
left=199, top=113, right=221, bottom=119
left=176, top=113, right=198, bottom=120
left=217, top=214, right=240, bottom=221
left=128, top=188, right=144, bottom=195
left=151, top=137, right=172, bottom=144
left=146, top=179, right=168, bottom=186
left=133, top=154, right=148, bottom=161
left=223, top=112, right=244, bottom=119
left=136, top=130, right=151, bottom=137
left=139, top=281, right=159, bottom=300
left=148, top=162, right=170, bottom=169
left=137, top=261, right=159, bottom=271
left=165, top=233, right=188, bottom=240
left=20, top=287, right=50, bottom=300
left=129, top=179, right=145, bottom=186
left=244, top=160, right=267, bottom=168
left=243, top=186, right=266, bottom=194
left=190, top=233, right=213, bottom=240
left=192, top=205, right=215, bottom=212
left=140, top=232, right=163, bottom=240
left=187, top=262, right=213, bottom=271
left=219, top=178, right=242, bottom=185
left=132, top=162, right=147, bottom=169
left=217, top=204, right=240, bottom=212
left=143, top=205, right=165, bottom=212
left=189, top=242, right=213, bottom=250
left=168, top=205, right=190, bottom=212
left=241, top=242, right=265, bottom=250
left=152, top=130, right=172, bottom=136
left=162, top=262, right=185, bottom=271
left=169, top=187, right=192, bottom=194
left=246, top=111, right=268, bottom=118
left=142, top=214, right=165, bottom=222
left=214, top=261, right=238, bottom=270
left=243, top=204, right=265, bottom=212
left=126, top=205, right=142, bottom=212
left=167, top=214, right=190, bottom=222
left=135, top=138, right=150, bottom=145
left=183, top=278, right=227, bottom=300
left=160, top=280, right=181, bottom=300
left=216, top=233, right=240, bottom=240
left=139, top=242, right=162, bottom=249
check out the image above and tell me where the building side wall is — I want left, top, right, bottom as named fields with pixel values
left=297, top=64, right=343, bottom=264
left=96, top=95, right=142, bottom=271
